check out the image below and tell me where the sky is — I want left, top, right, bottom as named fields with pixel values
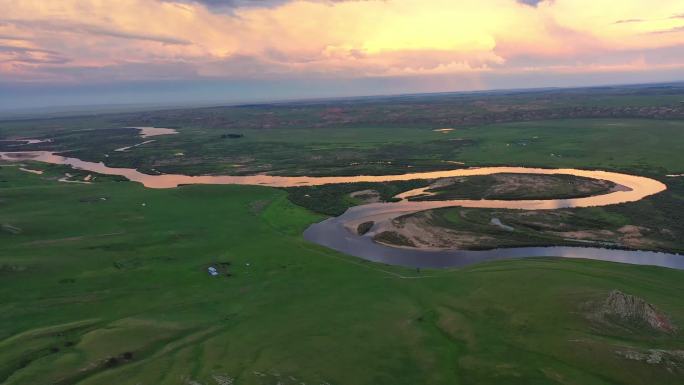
left=1, top=0, right=684, bottom=110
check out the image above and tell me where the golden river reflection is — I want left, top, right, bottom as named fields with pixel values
left=2, top=150, right=680, bottom=269
left=0, top=151, right=666, bottom=213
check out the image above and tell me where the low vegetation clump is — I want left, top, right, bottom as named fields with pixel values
left=374, top=230, right=416, bottom=247
left=220, top=133, right=243, bottom=139
left=285, top=180, right=428, bottom=216
left=356, top=221, right=374, bottom=235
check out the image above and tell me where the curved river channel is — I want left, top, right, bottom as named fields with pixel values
left=2, top=150, right=683, bottom=270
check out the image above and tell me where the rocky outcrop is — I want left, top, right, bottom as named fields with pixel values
left=596, top=290, right=677, bottom=334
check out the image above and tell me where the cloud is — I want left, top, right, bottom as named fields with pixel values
left=517, top=0, right=543, bottom=6
left=2, top=19, right=191, bottom=45
left=163, top=0, right=381, bottom=11
left=0, top=44, right=69, bottom=66
left=0, top=34, right=28, bottom=41
left=650, top=26, right=684, bottom=34
left=0, top=0, right=683, bottom=85
left=614, top=19, right=644, bottom=24
left=164, top=0, right=291, bottom=10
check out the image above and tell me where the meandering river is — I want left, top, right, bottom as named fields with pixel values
left=1, top=147, right=681, bottom=270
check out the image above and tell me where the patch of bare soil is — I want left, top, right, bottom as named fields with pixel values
left=551, top=229, right=616, bottom=240
left=373, top=211, right=496, bottom=249
left=349, top=189, right=381, bottom=204
left=617, top=225, right=656, bottom=249
left=414, top=173, right=616, bottom=201
left=486, top=173, right=613, bottom=197
left=616, top=349, right=684, bottom=372
left=552, top=225, right=661, bottom=249
left=587, top=290, right=677, bottom=334
left=58, top=173, right=92, bottom=184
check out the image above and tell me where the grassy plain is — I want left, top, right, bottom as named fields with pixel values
left=2, top=84, right=684, bottom=177
left=2, top=119, right=681, bottom=177
left=2, top=167, right=684, bottom=385
left=2, top=86, right=684, bottom=384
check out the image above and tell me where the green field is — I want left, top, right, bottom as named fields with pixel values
left=2, top=84, right=684, bottom=177
left=2, top=87, right=684, bottom=384
left=2, top=166, right=684, bottom=385
left=3, top=119, right=682, bottom=177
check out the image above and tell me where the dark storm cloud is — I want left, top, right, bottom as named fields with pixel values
left=517, top=0, right=544, bottom=7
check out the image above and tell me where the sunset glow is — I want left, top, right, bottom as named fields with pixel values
left=1, top=0, right=683, bottom=107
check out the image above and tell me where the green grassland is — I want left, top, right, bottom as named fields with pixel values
left=2, top=166, right=684, bottom=385
left=455, top=119, right=684, bottom=174
left=2, top=119, right=683, bottom=177
left=2, top=84, right=684, bottom=177
left=2, top=86, right=684, bottom=384
left=286, top=180, right=428, bottom=216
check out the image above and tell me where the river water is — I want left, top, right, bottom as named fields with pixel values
left=1, top=148, right=681, bottom=270
left=303, top=216, right=684, bottom=270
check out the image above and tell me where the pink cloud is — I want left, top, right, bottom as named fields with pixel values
left=0, top=0, right=682, bottom=83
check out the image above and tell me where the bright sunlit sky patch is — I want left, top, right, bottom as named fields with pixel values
left=1, top=0, right=684, bottom=109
